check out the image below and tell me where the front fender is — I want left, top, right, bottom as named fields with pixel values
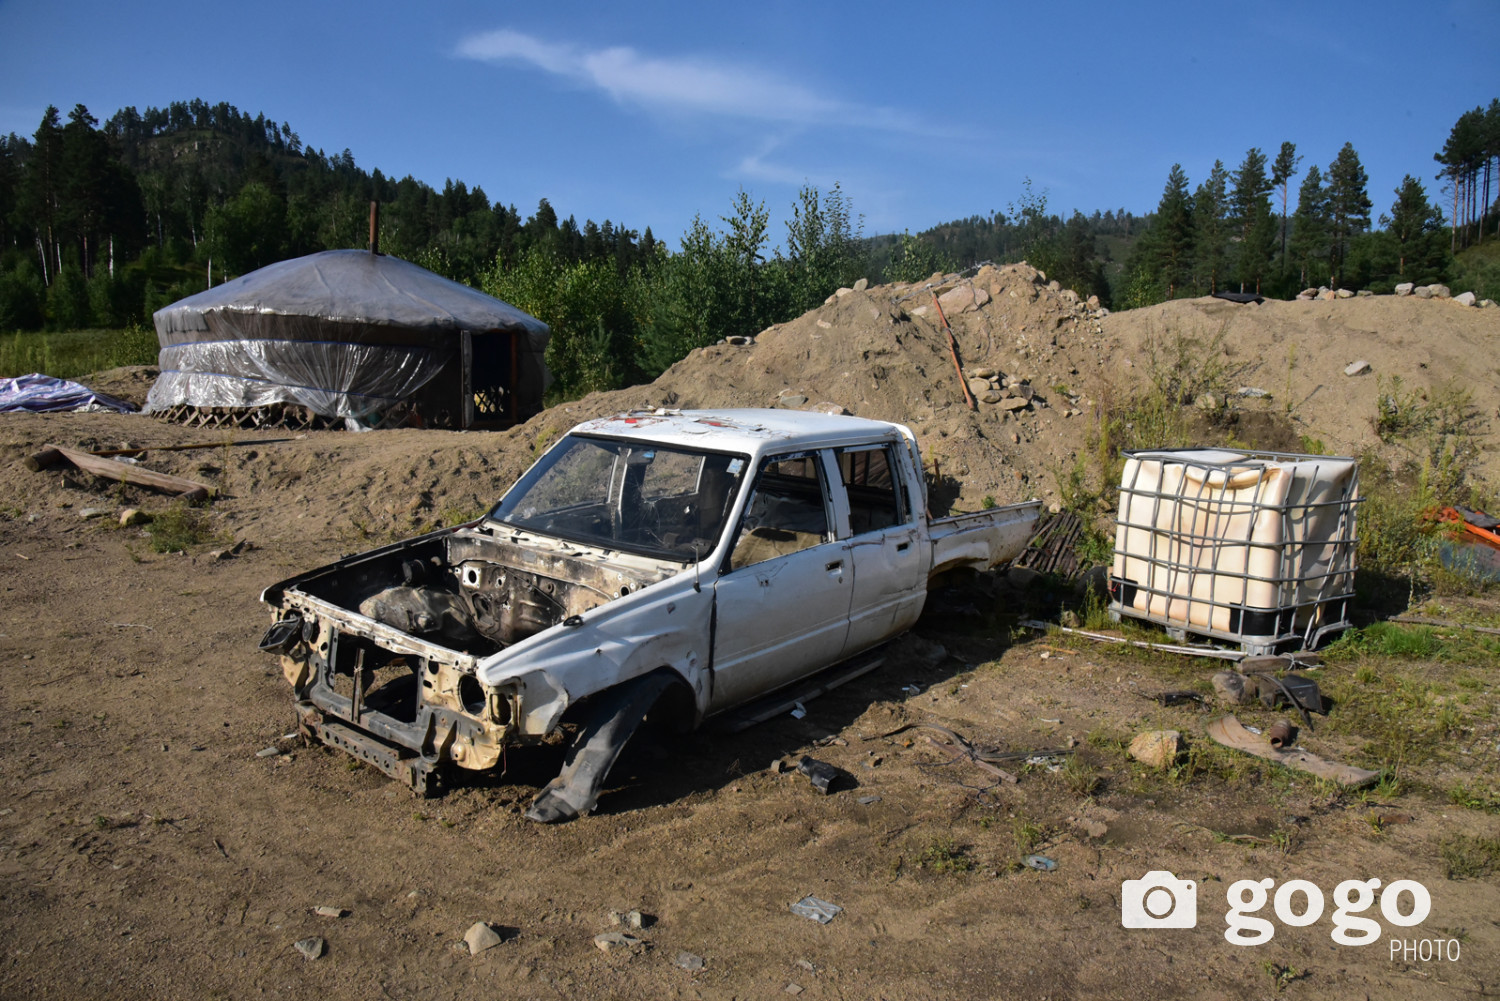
left=478, top=575, right=715, bottom=734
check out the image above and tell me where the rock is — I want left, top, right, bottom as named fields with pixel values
left=853, top=278, right=868, bottom=292
left=1193, top=392, right=1220, bottom=411
left=998, top=397, right=1030, bottom=412
left=609, top=909, right=647, bottom=929
left=1335, top=288, right=1354, bottom=298
left=593, top=932, right=644, bottom=953
left=1237, top=387, right=1271, bottom=398
left=939, top=285, right=980, bottom=313
left=971, top=367, right=997, bottom=379
left=823, top=294, right=836, bottom=305
left=835, top=287, right=853, bottom=298
left=1320, top=289, right=1337, bottom=301
left=1482, top=299, right=1498, bottom=309
left=313, top=906, right=346, bottom=918
left=119, top=508, right=149, bottom=527
left=909, top=305, right=930, bottom=318
left=1356, top=289, right=1374, bottom=297
left=857, top=794, right=882, bottom=805
left=725, top=335, right=753, bottom=346
left=1428, top=284, right=1451, bottom=298
left=815, top=319, right=832, bottom=329
left=293, top=937, right=325, bottom=960
left=1295, top=291, right=1315, bottom=301
left=1096, top=307, right=1110, bottom=317
left=809, top=402, right=847, bottom=415
left=966, top=377, right=991, bottom=397
left=1414, top=285, right=1434, bottom=299
left=779, top=395, right=808, bottom=408
left=1454, top=291, right=1477, bottom=307
left=1212, top=671, right=1252, bottom=705
left=980, top=390, right=1003, bottom=405
left=1047, top=280, right=1061, bottom=292
left=1343, top=360, right=1371, bottom=376
left=464, top=921, right=504, bottom=955
left=1059, top=288, right=1078, bottom=304
left=1395, top=282, right=1414, bottom=296
left=1086, top=294, right=1100, bottom=310
left=675, top=951, right=706, bottom=971
left=77, top=508, right=106, bottom=520
left=255, top=746, right=281, bottom=758
left=1128, top=730, right=1182, bottom=769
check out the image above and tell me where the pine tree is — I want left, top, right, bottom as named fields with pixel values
left=1382, top=175, right=1448, bottom=284
left=1147, top=164, right=1195, bottom=297
left=1229, top=148, right=1274, bottom=292
left=1326, top=142, right=1371, bottom=288
left=1288, top=165, right=1328, bottom=289
left=1270, top=141, right=1301, bottom=271
left=1192, top=160, right=1229, bottom=293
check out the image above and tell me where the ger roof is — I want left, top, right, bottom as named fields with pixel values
left=570, top=409, right=907, bottom=453
left=153, top=249, right=548, bottom=337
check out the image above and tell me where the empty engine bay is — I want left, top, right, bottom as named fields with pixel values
left=289, top=524, right=679, bottom=657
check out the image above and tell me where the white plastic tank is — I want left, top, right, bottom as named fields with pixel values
left=1110, top=448, right=1358, bottom=652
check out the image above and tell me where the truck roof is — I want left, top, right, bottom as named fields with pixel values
left=570, top=408, right=908, bottom=454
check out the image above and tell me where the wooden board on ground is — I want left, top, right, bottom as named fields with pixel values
left=1207, top=714, right=1380, bottom=787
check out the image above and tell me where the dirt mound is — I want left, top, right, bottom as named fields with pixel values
left=1101, top=294, right=1500, bottom=479
left=507, top=264, right=1500, bottom=514
left=508, top=264, right=1116, bottom=514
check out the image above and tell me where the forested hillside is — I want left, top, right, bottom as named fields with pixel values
left=1, top=97, right=1496, bottom=402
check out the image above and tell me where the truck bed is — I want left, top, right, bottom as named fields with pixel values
left=928, top=499, right=1043, bottom=577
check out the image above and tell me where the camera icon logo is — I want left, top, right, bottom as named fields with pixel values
left=1121, top=871, right=1198, bottom=929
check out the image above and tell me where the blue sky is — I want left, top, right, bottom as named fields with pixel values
left=2, top=0, right=1497, bottom=251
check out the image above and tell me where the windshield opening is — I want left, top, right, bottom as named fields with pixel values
left=488, top=435, right=749, bottom=562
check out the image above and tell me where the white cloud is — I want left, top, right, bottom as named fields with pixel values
left=456, top=29, right=906, bottom=130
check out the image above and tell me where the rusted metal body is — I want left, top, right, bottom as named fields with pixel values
left=261, top=409, right=1039, bottom=816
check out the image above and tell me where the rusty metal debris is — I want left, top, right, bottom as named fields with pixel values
left=796, top=756, right=844, bottom=795
left=1137, top=689, right=1204, bottom=706
left=1266, top=719, right=1297, bottom=749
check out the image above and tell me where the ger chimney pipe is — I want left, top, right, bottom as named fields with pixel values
left=368, top=200, right=380, bottom=255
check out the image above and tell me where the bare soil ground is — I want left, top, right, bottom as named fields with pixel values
left=2, top=277, right=1499, bottom=999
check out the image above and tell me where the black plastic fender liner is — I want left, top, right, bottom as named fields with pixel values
left=524, top=670, right=679, bottom=823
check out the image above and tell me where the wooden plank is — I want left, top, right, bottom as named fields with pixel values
left=46, top=444, right=213, bottom=501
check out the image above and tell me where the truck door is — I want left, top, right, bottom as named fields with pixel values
left=839, top=443, right=927, bottom=653
left=710, top=450, right=851, bottom=711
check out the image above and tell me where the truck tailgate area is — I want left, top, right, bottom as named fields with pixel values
left=929, top=499, right=1042, bottom=576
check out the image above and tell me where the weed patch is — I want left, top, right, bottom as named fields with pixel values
left=1440, top=834, right=1500, bottom=879
left=146, top=503, right=224, bottom=553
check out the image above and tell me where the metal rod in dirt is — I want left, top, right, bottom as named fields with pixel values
left=1019, top=620, right=1245, bottom=660
left=931, top=292, right=976, bottom=410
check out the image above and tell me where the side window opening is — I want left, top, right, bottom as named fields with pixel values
left=728, top=453, right=831, bottom=570
left=837, top=446, right=904, bottom=535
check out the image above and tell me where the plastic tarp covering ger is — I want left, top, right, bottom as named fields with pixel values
left=144, top=249, right=550, bottom=422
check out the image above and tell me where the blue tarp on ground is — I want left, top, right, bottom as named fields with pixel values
left=0, top=373, right=138, bottom=414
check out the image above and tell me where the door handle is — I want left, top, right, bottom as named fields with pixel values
left=896, top=541, right=910, bottom=552
left=825, top=560, right=843, bottom=572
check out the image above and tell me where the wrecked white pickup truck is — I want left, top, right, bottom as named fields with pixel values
left=260, top=409, right=1039, bottom=820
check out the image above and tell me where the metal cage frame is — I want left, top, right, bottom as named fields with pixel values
left=1108, top=448, right=1360, bottom=655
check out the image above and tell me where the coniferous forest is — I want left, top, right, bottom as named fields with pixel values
left=0, top=97, right=1496, bottom=398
